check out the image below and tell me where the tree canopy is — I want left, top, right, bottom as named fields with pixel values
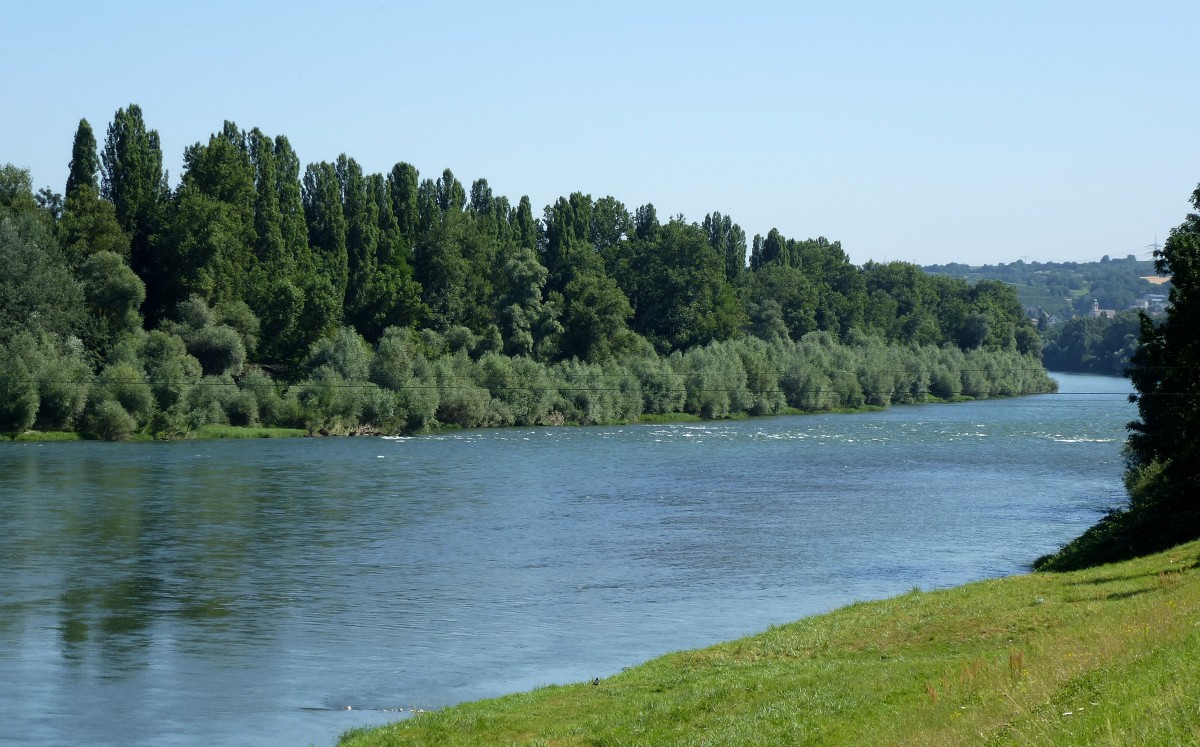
left=1125, top=185, right=1200, bottom=506
left=0, top=105, right=1055, bottom=438
left=1038, top=182, right=1200, bottom=570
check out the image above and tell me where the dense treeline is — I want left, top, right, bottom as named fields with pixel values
left=0, top=105, right=1053, bottom=438
left=1038, top=183, right=1200, bottom=569
left=1040, top=310, right=1144, bottom=376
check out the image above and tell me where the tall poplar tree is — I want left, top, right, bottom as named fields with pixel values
left=162, top=122, right=257, bottom=311
left=387, top=162, right=421, bottom=249
left=248, top=127, right=286, bottom=271
left=338, top=155, right=379, bottom=324
left=511, top=195, right=539, bottom=252
left=435, top=168, right=466, bottom=213
left=414, top=176, right=468, bottom=330
left=302, top=161, right=348, bottom=323
left=66, top=119, right=100, bottom=198
left=100, top=105, right=168, bottom=316
left=101, top=104, right=167, bottom=242
left=251, top=133, right=338, bottom=366
left=273, top=135, right=310, bottom=267
left=541, top=192, right=594, bottom=294
left=702, top=211, right=747, bottom=283
left=59, top=119, right=129, bottom=265
left=351, top=172, right=426, bottom=341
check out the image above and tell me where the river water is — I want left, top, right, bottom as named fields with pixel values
left=0, top=373, right=1133, bottom=746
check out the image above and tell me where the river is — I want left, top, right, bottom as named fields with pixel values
left=0, top=373, right=1133, bottom=746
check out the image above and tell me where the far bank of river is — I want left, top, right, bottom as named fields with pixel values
left=0, top=373, right=1132, bottom=747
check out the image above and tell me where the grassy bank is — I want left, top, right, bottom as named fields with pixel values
left=3, top=425, right=307, bottom=441
left=189, top=424, right=307, bottom=439
left=8, top=430, right=83, bottom=442
left=339, top=541, right=1200, bottom=746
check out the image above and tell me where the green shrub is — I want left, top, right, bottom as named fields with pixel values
left=0, top=352, right=38, bottom=433
left=735, top=337, right=786, bottom=415
left=214, top=299, right=260, bottom=357
left=397, top=376, right=439, bottom=432
left=478, top=352, right=554, bottom=426
left=550, top=358, right=639, bottom=425
left=677, top=343, right=751, bottom=419
left=359, top=386, right=400, bottom=431
left=82, top=398, right=137, bottom=440
left=142, top=330, right=202, bottom=411
left=295, top=367, right=364, bottom=432
left=187, top=324, right=246, bottom=377
left=306, top=326, right=373, bottom=381
left=626, top=351, right=685, bottom=415
left=238, top=367, right=285, bottom=426
left=929, top=363, right=961, bottom=399
left=225, top=389, right=259, bottom=427
left=370, top=326, right=421, bottom=390
left=185, top=374, right=239, bottom=427
left=35, top=337, right=92, bottom=430
left=97, top=362, right=153, bottom=425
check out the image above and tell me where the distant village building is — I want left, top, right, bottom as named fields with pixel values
left=1090, top=300, right=1117, bottom=319
left=1025, top=306, right=1060, bottom=328
left=1131, top=293, right=1168, bottom=318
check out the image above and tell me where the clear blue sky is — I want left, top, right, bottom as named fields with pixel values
left=7, top=1, right=1198, bottom=266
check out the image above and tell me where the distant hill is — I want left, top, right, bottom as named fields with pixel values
left=924, top=254, right=1167, bottom=318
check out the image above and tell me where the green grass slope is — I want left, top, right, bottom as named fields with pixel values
left=339, top=541, right=1200, bottom=746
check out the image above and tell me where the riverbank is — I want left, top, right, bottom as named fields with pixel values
left=5, top=424, right=306, bottom=441
left=338, top=538, right=1200, bottom=746
left=0, top=396, right=944, bottom=442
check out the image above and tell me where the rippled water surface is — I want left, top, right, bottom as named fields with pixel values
left=0, top=373, right=1133, bottom=746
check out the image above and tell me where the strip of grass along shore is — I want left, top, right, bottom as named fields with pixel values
left=191, top=424, right=307, bottom=439
left=5, top=425, right=306, bottom=441
left=9, top=430, right=83, bottom=441
left=339, top=539, right=1200, bottom=747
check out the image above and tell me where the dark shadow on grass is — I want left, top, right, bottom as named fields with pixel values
left=1067, top=573, right=1151, bottom=586
left=1099, top=587, right=1154, bottom=601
